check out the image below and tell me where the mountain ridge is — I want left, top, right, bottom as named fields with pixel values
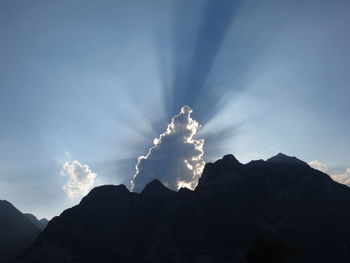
left=23, top=213, right=48, bottom=230
left=17, top=153, right=350, bottom=263
left=0, top=200, right=44, bottom=263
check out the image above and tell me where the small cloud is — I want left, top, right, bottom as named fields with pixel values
left=308, top=160, right=329, bottom=173
left=131, top=105, right=205, bottom=192
left=309, top=160, right=350, bottom=187
left=61, top=161, right=97, bottom=199
left=331, top=168, right=350, bottom=187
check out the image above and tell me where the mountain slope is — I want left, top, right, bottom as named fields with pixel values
left=23, top=213, right=48, bottom=230
left=18, top=154, right=350, bottom=263
left=0, top=200, right=42, bottom=263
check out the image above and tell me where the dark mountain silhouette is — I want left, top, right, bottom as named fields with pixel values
left=0, top=200, right=43, bottom=263
left=23, top=213, right=48, bottom=230
left=18, top=154, right=350, bottom=263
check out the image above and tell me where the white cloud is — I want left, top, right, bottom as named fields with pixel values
left=308, top=160, right=329, bottom=173
left=331, top=168, right=350, bottom=187
left=309, top=160, right=350, bottom=187
left=61, top=161, right=97, bottom=199
left=131, top=105, right=205, bottom=192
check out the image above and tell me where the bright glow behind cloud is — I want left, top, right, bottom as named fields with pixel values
left=331, top=168, right=350, bottom=187
left=308, top=160, right=329, bottom=173
left=61, top=161, right=97, bottom=199
left=131, top=105, right=205, bottom=192
left=309, top=160, right=350, bottom=187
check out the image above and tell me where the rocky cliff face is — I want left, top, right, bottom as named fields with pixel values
left=18, top=154, right=350, bottom=263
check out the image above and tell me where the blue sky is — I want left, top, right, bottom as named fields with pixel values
left=1, top=0, right=349, bottom=219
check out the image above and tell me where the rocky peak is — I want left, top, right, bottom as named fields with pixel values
left=267, top=153, right=307, bottom=166
left=80, top=184, right=130, bottom=206
left=214, top=154, right=242, bottom=168
left=141, top=179, right=175, bottom=196
left=197, top=154, right=243, bottom=189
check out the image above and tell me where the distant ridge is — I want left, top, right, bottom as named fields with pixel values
left=18, top=153, right=350, bottom=263
left=24, top=213, right=48, bottom=230
left=0, top=200, right=43, bottom=263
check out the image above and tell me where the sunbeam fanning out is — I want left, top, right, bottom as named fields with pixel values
left=131, top=105, right=204, bottom=192
left=1, top=0, right=350, bottom=223
left=157, top=0, right=243, bottom=125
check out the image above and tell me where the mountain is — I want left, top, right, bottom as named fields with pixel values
left=23, top=213, right=49, bottom=230
left=0, top=200, right=43, bottom=263
left=18, top=154, right=350, bottom=263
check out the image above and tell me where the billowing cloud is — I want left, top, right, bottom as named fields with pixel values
left=309, top=160, right=350, bottom=187
left=131, top=105, right=205, bottom=192
left=308, top=160, right=329, bottom=173
left=61, top=161, right=97, bottom=199
left=331, top=169, right=350, bottom=187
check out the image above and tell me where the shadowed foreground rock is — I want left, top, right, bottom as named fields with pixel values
left=18, top=154, right=350, bottom=263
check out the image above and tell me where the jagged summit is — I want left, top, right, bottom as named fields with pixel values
left=198, top=154, right=244, bottom=189
left=214, top=153, right=242, bottom=167
left=141, top=179, right=175, bottom=196
left=80, top=184, right=130, bottom=206
left=87, top=184, right=129, bottom=196
left=0, top=199, right=15, bottom=209
left=267, top=152, right=307, bottom=166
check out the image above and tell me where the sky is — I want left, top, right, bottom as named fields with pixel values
left=0, top=0, right=350, bottom=219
